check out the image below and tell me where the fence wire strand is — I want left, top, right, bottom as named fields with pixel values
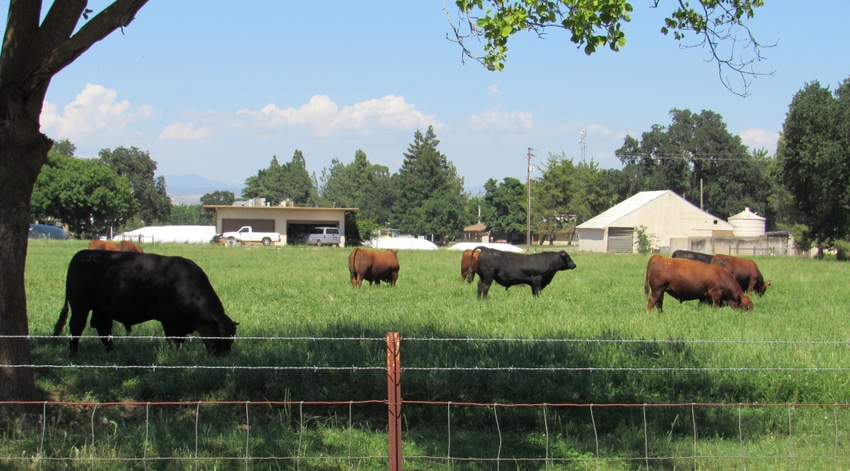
left=5, top=334, right=850, bottom=467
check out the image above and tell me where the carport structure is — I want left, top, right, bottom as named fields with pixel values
left=204, top=204, right=357, bottom=246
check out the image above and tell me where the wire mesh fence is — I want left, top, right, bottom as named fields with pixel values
left=3, top=333, right=850, bottom=469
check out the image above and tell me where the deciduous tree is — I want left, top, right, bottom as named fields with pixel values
left=0, top=0, right=148, bottom=405
left=482, top=177, right=526, bottom=238
left=615, top=109, right=771, bottom=220
left=778, top=78, right=850, bottom=247
left=31, top=150, right=136, bottom=237
left=99, top=146, right=171, bottom=227
left=447, top=0, right=768, bottom=94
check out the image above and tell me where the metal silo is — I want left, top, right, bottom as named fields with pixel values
left=729, top=207, right=765, bottom=237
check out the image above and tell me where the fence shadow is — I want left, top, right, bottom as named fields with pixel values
left=25, top=322, right=812, bottom=466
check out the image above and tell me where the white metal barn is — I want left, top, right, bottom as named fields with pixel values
left=577, top=190, right=734, bottom=253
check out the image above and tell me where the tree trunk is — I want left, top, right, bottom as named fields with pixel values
left=0, top=118, right=52, bottom=409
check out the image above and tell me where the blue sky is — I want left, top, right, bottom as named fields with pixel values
left=28, top=1, right=850, bottom=194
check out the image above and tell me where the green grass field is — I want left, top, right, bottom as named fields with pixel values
left=5, top=239, right=850, bottom=469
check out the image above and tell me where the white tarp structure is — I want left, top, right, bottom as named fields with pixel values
left=113, top=225, right=216, bottom=244
left=366, top=237, right=438, bottom=250
left=448, top=242, right=524, bottom=253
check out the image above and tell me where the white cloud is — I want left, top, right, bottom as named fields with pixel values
left=586, top=123, right=612, bottom=138
left=487, top=84, right=499, bottom=95
left=236, top=94, right=440, bottom=136
left=739, top=128, right=780, bottom=153
left=159, top=122, right=212, bottom=141
left=40, top=83, right=154, bottom=139
left=466, top=108, right=533, bottom=132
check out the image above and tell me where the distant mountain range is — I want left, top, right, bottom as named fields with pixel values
left=164, top=174, right=243, bottom=205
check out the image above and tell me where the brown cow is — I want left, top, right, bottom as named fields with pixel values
left=88, top=239, right=144, bottom=253
left=459, top=248, right=482, bottom=283
left=644, top=255, right=753, bottom=313
left=348, top=247, right=399, bottom=288
left=710, top=254, right=770, bottom=295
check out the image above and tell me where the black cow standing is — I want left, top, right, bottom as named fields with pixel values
left=671, top=249, right=713, bottom=264
left=474, top=247, right=577, bottom=299
left=53, top=250, right=238, bottom=356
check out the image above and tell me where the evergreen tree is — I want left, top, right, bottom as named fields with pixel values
left=320, top=150, right=393, bottom=224
left=243, top=150, right=317, bottom=205
left=391, top=126, right=465, bottom=242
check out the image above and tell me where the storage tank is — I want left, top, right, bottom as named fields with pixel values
left=729, top=207, right=765, bottom=237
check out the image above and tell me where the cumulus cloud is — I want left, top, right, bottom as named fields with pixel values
left=739, top=128, right=780, bottom=153
left=40, top=83, right=154, bottom=139
left=466, top=108, right=533, bottom=132
left=159, top=122, right=212, bottom=141
left=236, top=94, right=440, bottom=136
left=487, top=84, right=500, bottom=95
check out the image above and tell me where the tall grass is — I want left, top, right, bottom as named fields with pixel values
left=7, top=239, right=850, bottom=469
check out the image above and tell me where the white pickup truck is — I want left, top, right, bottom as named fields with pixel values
left=220, top=226, right=280, bottom=246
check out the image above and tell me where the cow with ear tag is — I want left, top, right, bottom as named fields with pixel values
left=53, top=250, right=238, bottom=356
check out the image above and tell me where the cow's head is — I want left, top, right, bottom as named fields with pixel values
left=559, top=251, right=577, bottom=270
left=734, top=294, right=754, bottom=311
left=202, top=319, right=238, bottom=356
left=756, top=280, right=771, bottom=296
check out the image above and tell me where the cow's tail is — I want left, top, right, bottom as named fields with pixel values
left=53, top=299, right=70, bottom=336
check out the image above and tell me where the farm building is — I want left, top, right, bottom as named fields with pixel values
left=577, top=190, right=734, bottom=253
left=204, top=201, right=356, bottom=246
left=462, top=222, right=488, bottom=243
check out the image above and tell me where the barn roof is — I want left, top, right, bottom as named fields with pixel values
left=577, top=190, right=668, bottom=229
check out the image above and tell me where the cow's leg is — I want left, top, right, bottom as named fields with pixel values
left=647, top=287, right=664, bottom=313
left=161, top=321, right=189, bottom=349
left=477, top=278, right=492, bottom=300
left=89, top=310, right=115, bottom=352
left=66, top=307, right=90, bottom=356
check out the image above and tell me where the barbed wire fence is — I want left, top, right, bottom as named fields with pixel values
left=2, top=332, right=850, bottom=469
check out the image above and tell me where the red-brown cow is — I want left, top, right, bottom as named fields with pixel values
left=88, top=239, right=144, bottom=253
left=644, top=255, right=753, bottom=313
left=459, top=248, right=482, bottom=283
left=710, top=254, right=770, bottom=295
left=348, top=248, right=400, bottom=288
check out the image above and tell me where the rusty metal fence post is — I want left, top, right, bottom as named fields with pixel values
left=387, top=332, right=402, bottom=471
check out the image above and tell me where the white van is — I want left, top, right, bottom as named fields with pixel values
left=304, top=226, right=340, bottom=246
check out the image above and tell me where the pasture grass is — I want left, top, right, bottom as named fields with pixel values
left=5, top=239, right=850, bottom=469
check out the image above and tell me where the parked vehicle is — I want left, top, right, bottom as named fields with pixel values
left=304, top=226, right=340, bottom=246
left=220, top=226, right=280, bottom=246
left=29, top=224, right=67, bottom=240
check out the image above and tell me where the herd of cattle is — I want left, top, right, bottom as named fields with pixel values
left=51, top=242, right=768, bottom=357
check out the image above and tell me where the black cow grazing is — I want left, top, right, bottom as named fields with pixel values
left=671, top=249, right=714, bottom=264
left=53, top=250, right=238, bottom=356
left=475, top=248, right=577, bottom=299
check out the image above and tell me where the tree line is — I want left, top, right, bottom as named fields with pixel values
left=31, top=77, right=850, bottom=254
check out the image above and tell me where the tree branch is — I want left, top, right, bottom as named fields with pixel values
left=24, top=0, right=149, bottom=93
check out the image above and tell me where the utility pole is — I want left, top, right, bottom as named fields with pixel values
left=526, top=147, right=534, bottom=248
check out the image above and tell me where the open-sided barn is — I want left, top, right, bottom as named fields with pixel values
left=577, top=190, right=734, bottom=253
